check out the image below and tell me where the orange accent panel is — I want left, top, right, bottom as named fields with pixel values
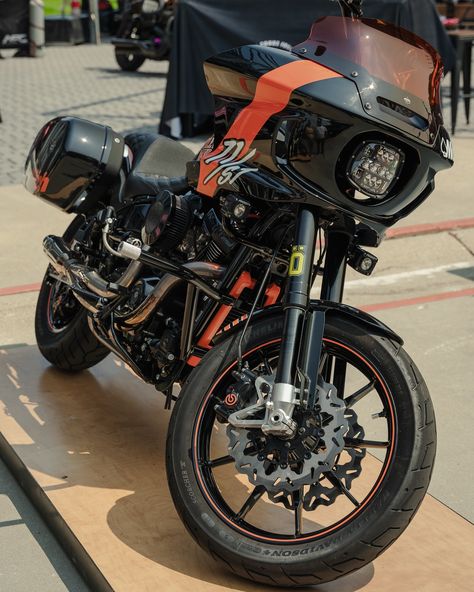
left=198, top=304, right=233, bottom=350
left=197, top=60, right=342, bottom=197
left=229, top=271, right=256, bottom=297
left=186, top=355, right=202, bottom=367
left=264, top=283, right=281, bottom=307
left=197, top=272, right=256, bottom=349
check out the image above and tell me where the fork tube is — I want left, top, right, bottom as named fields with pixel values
left=274, top=208, right=317, bottom=386
left=319, top=227, right=351, bottom=382
left=320, top=227, right=351, bottom=304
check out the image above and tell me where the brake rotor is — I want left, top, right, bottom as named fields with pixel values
left=227, top=379, right=348, bottom=494
left=267, top=409, right=365, bottom=509
left=303, top=409, right=365, bottom=510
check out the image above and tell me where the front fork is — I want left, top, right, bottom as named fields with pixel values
left=261, top=208, right=351, bottom=438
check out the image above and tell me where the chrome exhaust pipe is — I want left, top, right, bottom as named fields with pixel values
left=117, top=261, right=226, bottom=326
left=43, top=235, right=142, bottom=300
left=43, top=234, right=226, bottom=328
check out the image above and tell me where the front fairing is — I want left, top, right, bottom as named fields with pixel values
left=292, top=17, right=445, bottom=147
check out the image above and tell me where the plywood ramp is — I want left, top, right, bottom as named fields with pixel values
left=0, top=346, right=472, bottom=592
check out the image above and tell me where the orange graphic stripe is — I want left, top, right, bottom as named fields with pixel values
left=197, top=60, right=342, bottom=197
left=197, top=272, right=256, bottom=350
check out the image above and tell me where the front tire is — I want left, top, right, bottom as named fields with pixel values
left=35, top=269, right=109, bottom=372
left=166, top=313, right=436, bottom=586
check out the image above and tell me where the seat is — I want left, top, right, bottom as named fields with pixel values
left=122, top=132, right=195, bottom=200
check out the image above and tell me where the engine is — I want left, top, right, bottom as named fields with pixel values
left=95, top=188, right=247, bottom=388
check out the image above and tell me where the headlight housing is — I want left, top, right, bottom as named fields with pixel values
left=347, top=141, right=405, bottom=199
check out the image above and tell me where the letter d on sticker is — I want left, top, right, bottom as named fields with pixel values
left=289, top=246, right=305, bottom=276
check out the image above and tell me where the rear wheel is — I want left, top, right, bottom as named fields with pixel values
left=166, top=313, right=436, bottom=586
left=115, top=49, right=146, bottom=71
left=35, top=268, right=109, bottom=372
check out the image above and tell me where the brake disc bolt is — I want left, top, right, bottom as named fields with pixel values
left=298, top=427, right=306, bottom=435
left=258, top=454, right=266, bottom=461
left=304, top=452, right=312, bottom=459
left=285, top=441, right=291, bottom=448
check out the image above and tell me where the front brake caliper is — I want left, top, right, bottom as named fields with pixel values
left=215, top=368, right=261, bottom=424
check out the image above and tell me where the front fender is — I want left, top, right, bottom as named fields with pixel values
left=214, top=300, right=403, bottom=346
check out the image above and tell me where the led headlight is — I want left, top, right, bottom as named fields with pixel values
left=348, top=142, right=404, bottom=198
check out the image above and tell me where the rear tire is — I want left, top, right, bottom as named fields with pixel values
left=115, top=49, right=146, bottom=71
left=35, top=270, right=109, bottom=372
left=166, top=313, right=436, bottom=586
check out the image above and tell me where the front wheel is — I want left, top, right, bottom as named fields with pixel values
left=166, top=313, right=436, bottom=586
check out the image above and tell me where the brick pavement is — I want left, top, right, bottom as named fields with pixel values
left=0, top=45, right=170, bottom=185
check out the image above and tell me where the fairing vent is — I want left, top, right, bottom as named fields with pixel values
left=377, top=97, right=429, bottom=131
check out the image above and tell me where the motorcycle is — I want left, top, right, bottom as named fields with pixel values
left=111, top=0, right=173, bottom=71
left=25, top=0, right=453, bottom=585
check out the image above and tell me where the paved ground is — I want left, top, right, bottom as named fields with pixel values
left=0, top=43, right=473, bottom=591
left=0, top=45, right=175, bottom=186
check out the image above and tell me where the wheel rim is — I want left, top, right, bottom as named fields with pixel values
left=192, top=337, right=397, bottom=543
left=46, top=278, right=80, bottom=333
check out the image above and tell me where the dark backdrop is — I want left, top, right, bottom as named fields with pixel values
left=0, top=0, right=29, bottom=48
left=160, top=0, right=455, bottom=136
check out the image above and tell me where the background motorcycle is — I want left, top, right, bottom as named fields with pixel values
left=24, top=0, right=453, bottom=585
left=111, top=0, right=173, bottom=71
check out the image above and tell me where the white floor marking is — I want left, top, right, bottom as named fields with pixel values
left=344, top=262, right=472, bottom=288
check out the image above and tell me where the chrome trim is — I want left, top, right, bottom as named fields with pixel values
left=118, top=261, right=225, bottom=326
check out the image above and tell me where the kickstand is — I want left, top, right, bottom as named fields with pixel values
left=164, top=386, right=178, bottom=410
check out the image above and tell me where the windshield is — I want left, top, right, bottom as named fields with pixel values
left=293, top=17, right=443, bottom=124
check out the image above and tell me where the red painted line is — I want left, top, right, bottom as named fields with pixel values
left=1, top=280, right=472, bottom=320
left=387, top=217, right=474, bottom=240
left=360, top=287, right=474, bottom=312
left=0, top=282, right=42, bottom=297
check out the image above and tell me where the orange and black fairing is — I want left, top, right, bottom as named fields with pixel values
left=196, top=55, right=343, bottom=198
left=190, top=17, right=453, bottom=231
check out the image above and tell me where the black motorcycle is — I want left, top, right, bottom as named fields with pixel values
left=111, top=0, right=173, bottom=71
left=25, top=0, right=453, bottom=585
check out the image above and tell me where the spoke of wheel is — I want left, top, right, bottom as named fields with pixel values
left=332, top=359, right=347, bottom=398
left=345, top=438, right=390, bottom=449
left=326, top=471, right=360, bottom=507
left=344, top=381, right=375, bottom=409
left=206, top=455, right=234, bottom=468
left=292, top=487, right=304, bottom=537
left=235, top=486, right=266, bottom=521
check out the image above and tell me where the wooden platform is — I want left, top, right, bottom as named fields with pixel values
left=0, top=345, right=472, bottom=592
